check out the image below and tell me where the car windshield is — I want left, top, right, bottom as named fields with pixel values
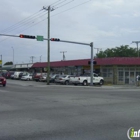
left=0, top=73, right=2, bottom=77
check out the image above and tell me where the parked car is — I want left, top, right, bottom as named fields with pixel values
left=50, top=74, right=61, bottom=83
left=5, top=71, right=15, bottom=79
left=21, top=73, right=33, bottom=81
left=39, top=73, right=55, bottom=82
left=33, top=73, right=46, bottom=82
left=19, top=72, right=29, bottom=79
left=39, top=73, right=47, bottom=82
left=69, top=73, right=104, bottom=86
left=55, top=75, right=73, bottom=85
left=0, top=73, right=6, bottom=87
left=14, top=71, right=23, bottom=79
left=10, top=74, right=14, bottom=79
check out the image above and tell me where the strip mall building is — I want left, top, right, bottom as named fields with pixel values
left=2, top=57, right=140, bottom=85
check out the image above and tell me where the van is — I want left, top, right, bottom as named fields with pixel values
left=14, top=72, right=23, bottom=79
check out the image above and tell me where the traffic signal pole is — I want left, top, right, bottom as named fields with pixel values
left=0, top=33, right=94, bottom=86
left=44, top=38, right=94, bottom=86
left=90, top=42, right=93, bottom=86
left=47, top=6, right=51, bottom=85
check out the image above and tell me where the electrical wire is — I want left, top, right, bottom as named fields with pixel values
left=52, top=0, right=92, bottom=17
left=0, top=0, right=64, bottom=34
left=54, top=0, right=74, bottom=10
left=51, top=0, right=67, bottom=7
left=1, top=11, right=47, bottom=34
left=0, top=0, right=92, bottom=43
left=0, top=10, right=44, bottom=33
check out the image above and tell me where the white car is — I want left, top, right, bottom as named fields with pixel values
left=55, top=75, right=73, bottom=85
left=21, top=73, right=33, bottom=81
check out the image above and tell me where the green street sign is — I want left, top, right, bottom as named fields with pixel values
left=36, top=35, right=44, bottom=41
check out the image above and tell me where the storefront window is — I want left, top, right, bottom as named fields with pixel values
left=102, top=68, right=113, bottom=77
left=118, top=71, right=123, bottom=81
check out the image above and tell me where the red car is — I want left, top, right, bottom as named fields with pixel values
left=0, top=73, right=6, bottom=87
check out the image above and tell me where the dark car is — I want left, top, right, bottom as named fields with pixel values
left=18, top=72, right=24, bottom=79
left=0, top=73, right=6, bottom=87
left=1, top=72, right=7, bottom=78
left=5, top=71, right=15, bottom=79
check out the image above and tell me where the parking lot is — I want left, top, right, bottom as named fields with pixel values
left=0, top=79, right=140, bottom=140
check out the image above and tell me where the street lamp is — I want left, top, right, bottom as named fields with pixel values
left=11, top=47, right=14, bottom=65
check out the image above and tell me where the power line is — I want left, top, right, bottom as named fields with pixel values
left=50, top=0, right=64, bottom=6
left=51, top=0, right=92, bottom=17
left=0, top=0, right=92, bottom=43
left=0, top=10, right=44, bottom=33
left=51, top=0, right=67, bottom=7
left=0, top=1, right=64, bottom=34
left=1, top=11, right=47, bottom=34
left=54, top=0, right=74, bottom=10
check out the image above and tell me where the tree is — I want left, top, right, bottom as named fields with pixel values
left=4, top=61, right=13, bottom=65
left=96, top=45, right=138, bottom=58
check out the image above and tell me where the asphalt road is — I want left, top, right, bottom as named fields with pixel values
left=0, top=80, right=140, bottom=140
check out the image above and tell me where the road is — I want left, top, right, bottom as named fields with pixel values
left=0, top=79, right=139, bottom=140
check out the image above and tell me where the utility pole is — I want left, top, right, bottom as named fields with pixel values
left=60, top=51, right=67, bottom=61
left=94, top=48, right=102, bottom=54
left=90, top=42, right=94, bottom=86
left=43, top=6, right=54, bottom=85
left=132, top=41, right=140, bottom=57
left=30, top=56, right=35, bottom=63
left=11, top=47, right=14, bottom=65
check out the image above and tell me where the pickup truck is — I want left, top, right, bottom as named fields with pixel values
left=69, top=73, right=104, bottom=86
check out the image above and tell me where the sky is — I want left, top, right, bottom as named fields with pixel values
left=0, top=0, right=140, bottom=65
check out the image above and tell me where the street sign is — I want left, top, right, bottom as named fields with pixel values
left=36, top=35, right=44, bottom=41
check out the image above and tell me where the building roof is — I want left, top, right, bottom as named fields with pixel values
left=32, top=59, right=90, bottom=68
left=97, top=57, right=140, bottom=65
left=31, top=57, right=140, bottom=68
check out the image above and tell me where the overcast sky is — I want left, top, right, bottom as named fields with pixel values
left=0, top=0, right=140, bottom=64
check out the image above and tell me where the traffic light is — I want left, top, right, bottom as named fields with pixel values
left=88, top=61, right=97, bottom=65
left=19, top=34, right=36, bottom=39
left=50, top=38, right=60, bottom=41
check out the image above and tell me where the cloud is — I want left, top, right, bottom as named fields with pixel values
left=1, top=0, right=140, bottom=64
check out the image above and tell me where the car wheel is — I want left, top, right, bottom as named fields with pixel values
left=65, top=80, right=69, bottom=85
left=3, top=84, right=6, bottom=87
left=99, top=80, right=104, bottom=85
left=83, top=80, right=88, bottom=86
